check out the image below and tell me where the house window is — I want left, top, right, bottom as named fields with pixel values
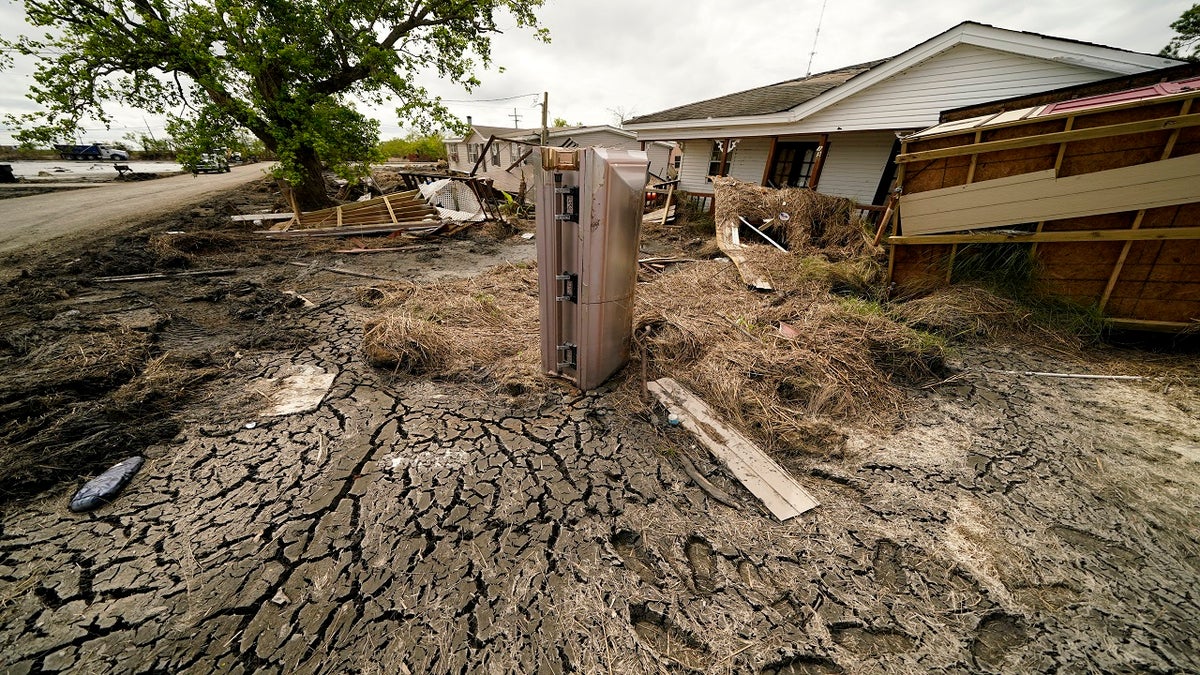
left=706, top=140, right=737, bottom=181
left=673, top=154, right=681, bottom=169
left=767, top=142, right=819, bottom=188
left=467, top=143, right=480, bottom=163
left=490, top=144, right=501, bottom=167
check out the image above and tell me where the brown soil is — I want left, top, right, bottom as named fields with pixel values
left=0, top=183, right=1198, bottom=674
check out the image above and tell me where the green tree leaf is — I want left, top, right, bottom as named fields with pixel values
left=0, top=0, right=547, bottom=208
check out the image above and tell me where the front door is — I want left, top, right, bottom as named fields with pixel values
left=767, top=142, right=819, bottom=188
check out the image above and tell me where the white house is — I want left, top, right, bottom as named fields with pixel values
left=444, top=123, right=677, bottom=198
left=623, top=22, right=1180, bottom=209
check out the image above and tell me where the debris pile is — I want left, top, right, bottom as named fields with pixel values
left=361, top=264, right=542, bottom=391
left=713, top=176, right=878, bottom=290
left=261, top=189, right=445, bottom=238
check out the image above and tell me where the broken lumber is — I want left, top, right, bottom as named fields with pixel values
left=255, top=221, right=444, bottom=238
left=288, top=261, right=402, bottom=282
left=332, top=245, right=437, bottom=254
left=647, top=377, right=819, bottom=520
left=94, top=268, right=239, bottom=283
left=230, top=212, right=294, bottom=222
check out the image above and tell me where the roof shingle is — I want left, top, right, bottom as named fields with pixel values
left=625, top=60, right=888, bottom=125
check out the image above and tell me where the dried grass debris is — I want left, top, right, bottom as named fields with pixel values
left=361, top=264, right=542, bottom=390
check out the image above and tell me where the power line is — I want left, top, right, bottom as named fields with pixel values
left=439, top=92, right=539, bottom=103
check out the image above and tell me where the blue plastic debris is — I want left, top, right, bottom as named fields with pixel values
left=69, top=456, right=145, bottom=512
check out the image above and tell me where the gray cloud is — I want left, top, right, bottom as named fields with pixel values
left=1, top=0, right=1191, bottom=144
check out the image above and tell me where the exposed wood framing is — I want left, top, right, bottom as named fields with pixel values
left=1032, top=115, right=1075, bottom=256
left=761, top=137, right=779, bottom=185
left=506, top=148, right=534, bottom=172
left=871, top=192, right=899, bottom=246
left=965, top=130, right=982, bottom=184
left=1097, top=98, right=1191, bottom=313
left=896, top=109, right=1200, bottom=164
left=807, top=134, right=831, bottom=190
left=1098, top=210, right=1146, bottom=312
left=885, top=140, right=908, bottom=284
left=888, top=225, right=1200, bottom=245
left=660, top=182, right=675, bottom=227
left=470, top=135, right=497, bottom=176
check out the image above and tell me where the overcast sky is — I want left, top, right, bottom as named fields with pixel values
left=0, top=0, right=1193, bottom=146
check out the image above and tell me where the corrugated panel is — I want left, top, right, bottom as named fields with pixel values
left=1041, top=76, right=1200, bottom=115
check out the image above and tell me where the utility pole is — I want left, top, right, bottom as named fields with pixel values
left=540, top=92, right=549, bottom=145
left=509, top=107, right=522, bottom=128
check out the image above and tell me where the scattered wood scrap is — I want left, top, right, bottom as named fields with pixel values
left=333, top=244, right=437, bottom=254
left=94, top=268, right=239, bottom=283
left=256, top=221, right=446, bottom=238
left=647, top=377, right=819, bottom=521
left=279, top=189, right=437, bottom=232
left=713, top=177, right=774, bottom=291
left=230, top=212, right=294, bottom=222
left=638, top=256, right=696, bottom=275
left=288, top=261, right=401, bottom=282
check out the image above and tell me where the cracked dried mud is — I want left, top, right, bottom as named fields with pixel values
left=1, top=184, right=1199, bottom=674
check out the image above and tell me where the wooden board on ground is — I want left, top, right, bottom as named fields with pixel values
left=647, top=377, right=819, bottom=521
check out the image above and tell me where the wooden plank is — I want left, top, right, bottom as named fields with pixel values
left=646, top=377, right=819, bottom=521
left=660, top=183, right=675, bottom=227
left=231, top=212, right=295, bottom=222
left=889, top=225, right=1200, bottom=245
left=896, top=112, right=1200, bottom=164
left=256, top=220, right=443, bottom=237
left=1097, top=104, right=1184, bottom=313
left=94, top=268, right=239, bottom=283
left=1107, top=318, right=1199, bottom=332
left=899, top=153, right=1200, bottom=235
left=381, top=194, right=398, bottom=224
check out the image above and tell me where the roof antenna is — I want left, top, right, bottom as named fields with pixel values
left=806, top=0, right=828, bottom=78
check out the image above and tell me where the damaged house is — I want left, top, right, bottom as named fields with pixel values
left=623, top=21, right=1179, bottom=214
left=444, top=122, right=676, bottom=198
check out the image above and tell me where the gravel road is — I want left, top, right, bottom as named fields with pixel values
left=0, top=164, right=268, bottom=254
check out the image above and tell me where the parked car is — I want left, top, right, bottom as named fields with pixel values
left=192, top=154, right=230, bottom=174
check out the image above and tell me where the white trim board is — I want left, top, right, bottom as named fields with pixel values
left=899, top=153, right=1200, bottom=235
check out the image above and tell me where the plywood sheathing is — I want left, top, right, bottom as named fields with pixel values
left=891, top=92, right=1200, bottom=327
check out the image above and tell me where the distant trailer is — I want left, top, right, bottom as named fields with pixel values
left=885, top=71, right=1200, bottom=332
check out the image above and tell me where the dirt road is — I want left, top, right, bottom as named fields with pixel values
left=0, top=164, right=268, bottom=254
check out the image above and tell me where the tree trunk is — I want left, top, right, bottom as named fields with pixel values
left=291, top=145, right=333, bottom=211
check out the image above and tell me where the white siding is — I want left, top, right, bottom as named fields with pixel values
left=816, top=131, right=897, bottom=205
left=678, top=138, right=773, bottom=193
left=796, top=44, right=1109, bottom=133
left=679, top=140, right=715, bottom=193
left=645, top=143, right=673, bottom=179
left=728, top=138, right=771, bottom=184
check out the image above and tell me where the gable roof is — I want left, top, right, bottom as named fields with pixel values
left=446, top=125, right=537, bottom=143
left=625, top=21, right=1180, bottom=137
left=625, top=61, right=887, bottom=125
